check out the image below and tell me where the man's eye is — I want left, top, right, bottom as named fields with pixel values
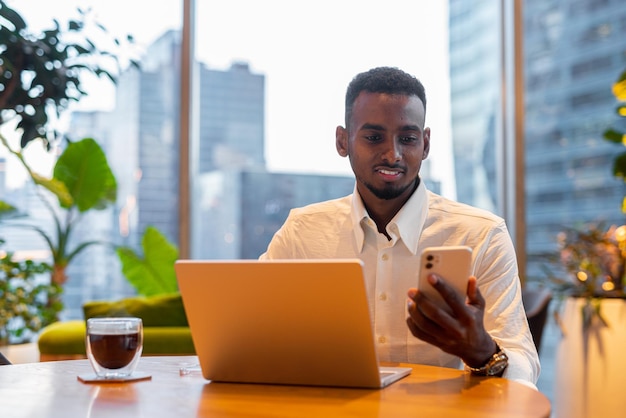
left=400, top=136, right=418, bottom=143
left=365, top=135, right=382, bottom=142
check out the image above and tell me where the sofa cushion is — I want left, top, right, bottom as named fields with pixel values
left=82, top=293, right=188, bottom=327
left=37, top=320, right=88, bottom=355
left=37, top=319, right=195, bottom=359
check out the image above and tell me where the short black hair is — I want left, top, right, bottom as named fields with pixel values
left=344, top=67, right=427, bottom=126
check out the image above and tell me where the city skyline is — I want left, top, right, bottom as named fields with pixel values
left=1, top=0, right=455, bottom=197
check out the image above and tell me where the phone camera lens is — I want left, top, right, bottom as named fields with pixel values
left=426, top=255, right=434, bottom=261
left=426, top=263, right=433, bottom=269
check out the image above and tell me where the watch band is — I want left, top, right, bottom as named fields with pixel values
left=466, top=343, right=509, bottom=376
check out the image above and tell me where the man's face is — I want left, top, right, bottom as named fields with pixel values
left=336, top=91, right=430, bottom=203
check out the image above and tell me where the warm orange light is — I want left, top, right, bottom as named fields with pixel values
left=602, top=281, right=615, bottom=291
left=577, top=271, right=588, bottom=282
left=615, top=225, right=626, bottom=241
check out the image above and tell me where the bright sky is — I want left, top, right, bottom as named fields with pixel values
left=2, top=0, right=455, bottom=198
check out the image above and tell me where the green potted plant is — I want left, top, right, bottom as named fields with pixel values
left=1, top=203, right=60, bottom=346
left=0, top=136, right=117, bottom=320
left=0, top=242, right=57, bottom=346
left=0, top=0, right=137, bottom=325
left=551, top=222, right=626, bottom=329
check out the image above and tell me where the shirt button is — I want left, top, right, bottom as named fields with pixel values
left=382, top=254, right=389, bottom=261
left=378, top=336, right=386, bottom=344
left=379, top=293, right=387, bottom=301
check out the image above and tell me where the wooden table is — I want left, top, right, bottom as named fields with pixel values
left=0, top=356, right=550, bottom=418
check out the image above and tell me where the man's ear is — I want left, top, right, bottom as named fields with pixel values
left=422, top=127, right=431, bottom=160
left=336, top=126, right=348, bottom=157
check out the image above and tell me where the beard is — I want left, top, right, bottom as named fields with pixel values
left=362, top=176, right=420, bottom=200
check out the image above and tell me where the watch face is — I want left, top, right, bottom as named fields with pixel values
left=486, top=355, right=508, bottom=376
left=487, top=362, right=506, bottom=375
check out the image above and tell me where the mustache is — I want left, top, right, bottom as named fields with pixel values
left=377, top=163, right=405, bottom=170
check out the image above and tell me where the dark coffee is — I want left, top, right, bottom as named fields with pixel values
left=89, top=332, right=140, bottom=369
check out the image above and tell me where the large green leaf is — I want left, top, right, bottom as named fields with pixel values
left=30, top=173, right=74, bottom=208
left=612, top=152, right=626, bottom=180
left=0, top=133, right=74, bottom=207
left=0, top=200, right=18, bottom=219
left=53, top=138, right=117, bottom=212
left=116, top=226, right=179, bottom=296
left=603, top=128, right=625, bottom=145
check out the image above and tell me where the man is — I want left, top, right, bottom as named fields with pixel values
left=260, top=67, right=539, bottom=388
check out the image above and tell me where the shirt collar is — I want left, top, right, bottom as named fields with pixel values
left=351, top=185, right=368, bottom=252
left=350, top=181, right=429, bottom=254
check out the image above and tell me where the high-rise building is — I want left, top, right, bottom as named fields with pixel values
left=109, top=30, right=267, bottom=248
left=198, top=62, right=265, bottom=173
left=448, top=1, right=626, bottom=281
left=448, top=2, right=502, bottom=214
left=131, top=30, right=182, bottom=247
left=193, top=170, right=355, bottom=259
left=523, top=0, right=626, bottom=278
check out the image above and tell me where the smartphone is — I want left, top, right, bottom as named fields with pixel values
left=417, top=246, right=473, bottom=314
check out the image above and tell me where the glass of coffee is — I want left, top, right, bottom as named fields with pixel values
left=86, top=317, right=143, bottom=379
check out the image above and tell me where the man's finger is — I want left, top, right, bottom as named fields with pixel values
left=429, top=274, right=466, bottom=309
left=466, top=276, right=486, bottom=308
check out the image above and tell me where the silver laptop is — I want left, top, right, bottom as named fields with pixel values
left=175, top=259, right=412, bottom=389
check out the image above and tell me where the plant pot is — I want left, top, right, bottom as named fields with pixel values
left=554, top=297, right=626, bottom=418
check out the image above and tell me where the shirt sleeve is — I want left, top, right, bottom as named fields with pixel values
left=259, top=210, right=298, bottom=260
left=474, top=221, right=541, bottom=388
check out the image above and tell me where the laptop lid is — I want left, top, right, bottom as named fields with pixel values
left=175, top=259, right=411, bottom=389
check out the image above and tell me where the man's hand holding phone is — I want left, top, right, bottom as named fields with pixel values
left=406, top=246, right=499, bottom=369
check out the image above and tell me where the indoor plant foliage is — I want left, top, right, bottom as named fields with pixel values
left=552, top=222, right=626, bottom=332
left=602, top=68, right=626, bottom=212
left=0, top=1, right=134, bottom=325
left=0, top=244, right=59, bottom=345
left=0, top=0, right=137, bottom=149
left=555, top=222, right=626, bottom=301
left=0, top=135, right=117, bottom=319
left=116, top=226, right=180, bottom=297
left=0, top=135, right=117, bottom=285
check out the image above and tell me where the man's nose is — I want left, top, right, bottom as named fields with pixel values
left=382, top=139, right=401, bottom=162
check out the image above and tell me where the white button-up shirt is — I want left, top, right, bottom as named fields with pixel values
left=260, top=181, right=540, bottom=387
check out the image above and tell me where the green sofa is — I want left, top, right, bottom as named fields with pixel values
left=37, top=293, right=195, bottom=361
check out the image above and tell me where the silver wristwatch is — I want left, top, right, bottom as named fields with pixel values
left=466, top=344, right=509, bottom=376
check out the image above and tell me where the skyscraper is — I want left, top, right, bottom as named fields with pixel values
left=523, top=0, right=626, bottom=278
left=107, top=30, right=266, bottom=248
left=448, top=0, right=626, bottom=281
left=448, top=2, right=503, bottom=214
